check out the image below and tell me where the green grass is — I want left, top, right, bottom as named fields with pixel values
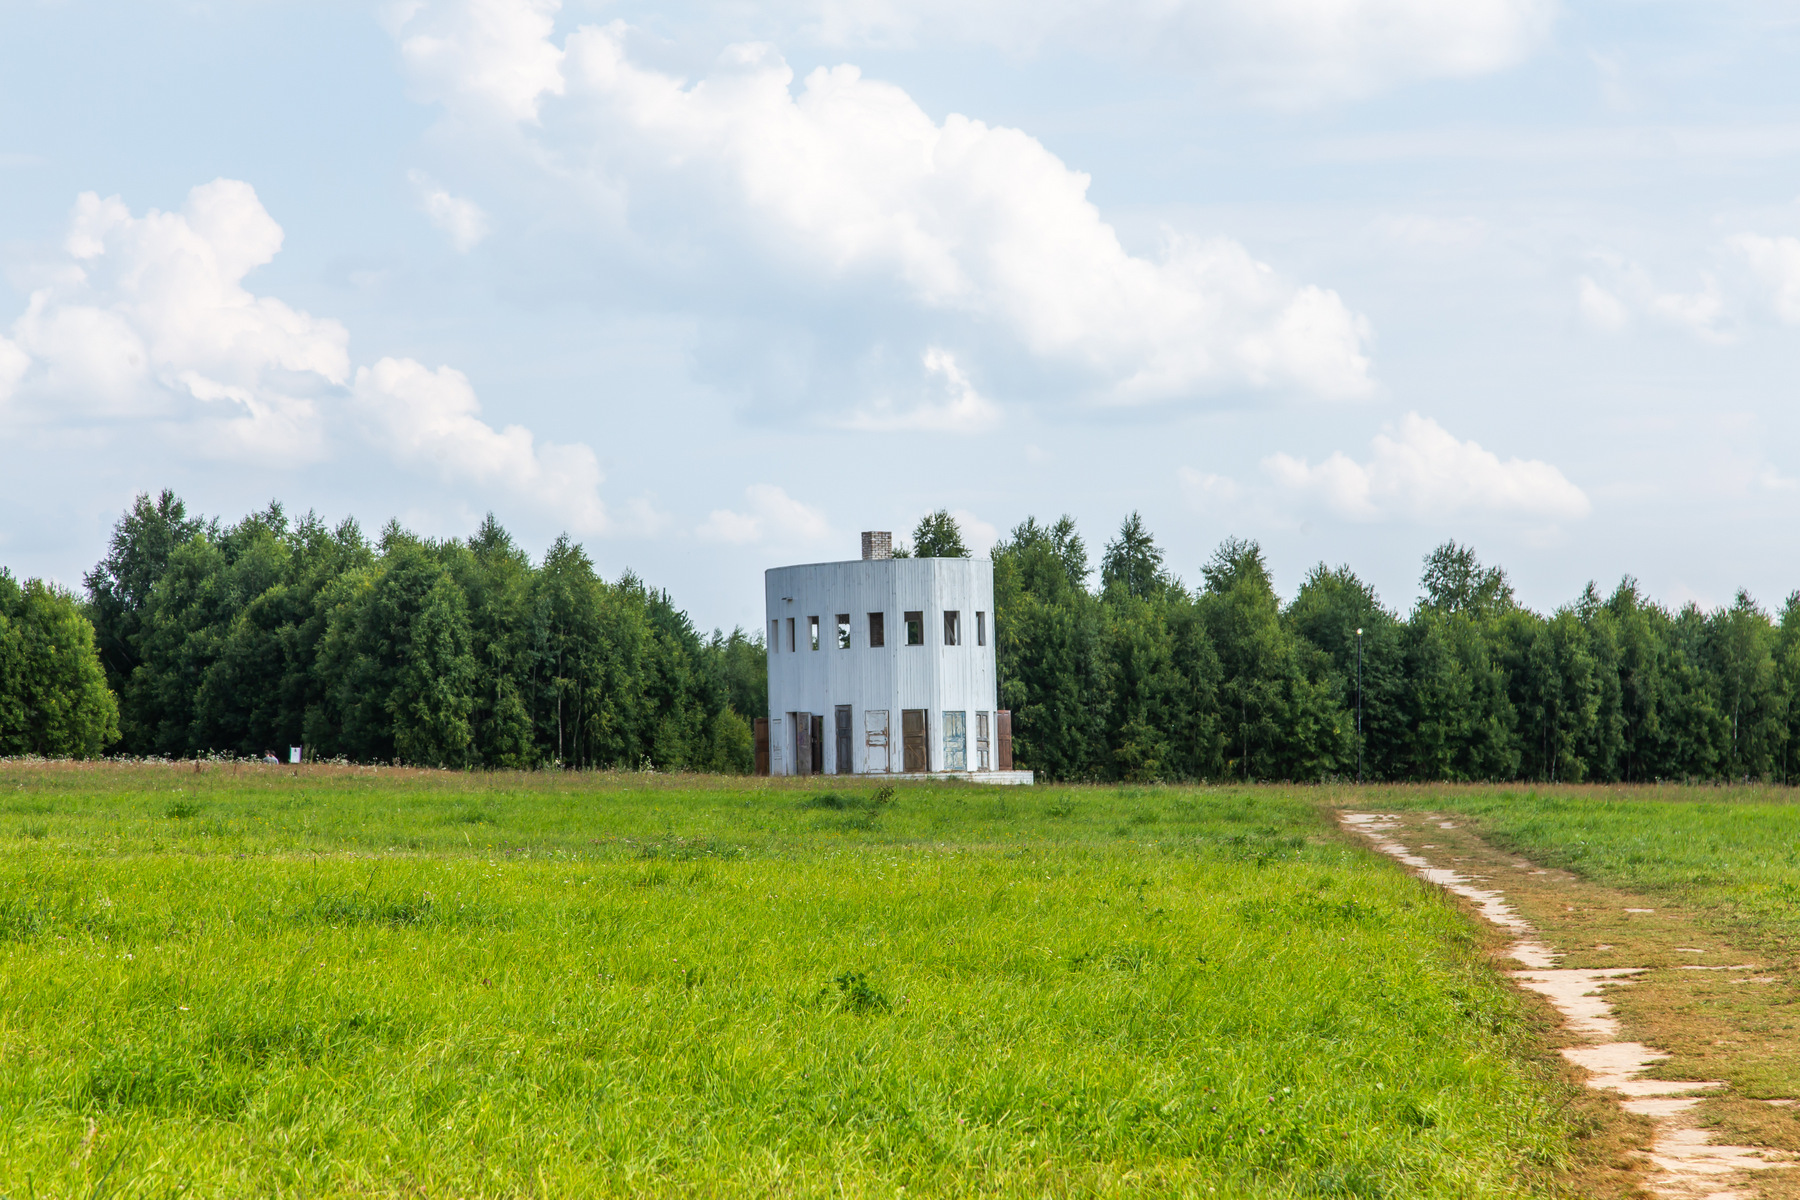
left=0, top=765, right=1578, bottom=1198
left=1355, top=781, right=1800, bottom=960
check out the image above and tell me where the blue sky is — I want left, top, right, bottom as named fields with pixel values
left=3, top=0, right=1799, bottom=631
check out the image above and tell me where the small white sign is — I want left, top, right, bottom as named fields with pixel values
left=289, top=746, right=302, bottom=764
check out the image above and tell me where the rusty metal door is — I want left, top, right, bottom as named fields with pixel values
left=753, top=717, right=770, bottom=776
left=835, top=706, right=853, bottom=774
left=997, top=710, right=1012, bottom=771
left=902, top=709, right=927, bottom=773
left=865, top=709, right=890, bottom=773
left=811, top=714, right=824, bottom=775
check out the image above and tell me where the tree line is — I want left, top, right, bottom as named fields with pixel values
left=991, top=513, right=1800, bottom=783
left=4, top=493, right=1800, bottom=783
left=3, top=491, right=763, bottom=768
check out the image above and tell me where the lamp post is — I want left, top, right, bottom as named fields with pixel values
left=1355, top=627, right=1363, bottom=785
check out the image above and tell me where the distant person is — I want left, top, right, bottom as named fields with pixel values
left=260, top=751, right=279, bottom=764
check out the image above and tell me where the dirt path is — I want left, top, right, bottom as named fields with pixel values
left=1342, top=811, right=1800, bottom=1200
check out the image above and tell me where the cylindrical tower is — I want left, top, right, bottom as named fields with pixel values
left=763, top=534, right=1009, bottom=778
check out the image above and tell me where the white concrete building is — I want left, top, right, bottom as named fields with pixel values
left=761, top=533, right=1029, bottom=782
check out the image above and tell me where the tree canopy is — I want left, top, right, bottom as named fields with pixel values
left=7, top=496, right=1800, bottom=783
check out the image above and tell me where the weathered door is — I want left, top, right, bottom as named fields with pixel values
left=997, top=710, right=1012, bottom=771
left=794, top=712, right=812, bottom=777
left=753, top=717, right=770, bottom=776
left=835, top=706, right=853, bottom=774
left=810, top=714, right=824, bottom=775
left=865, top=709, right=890, bottom=773
left=902, top=709, right=928, bottom=773
left=943, top=710, right=967, bottom=770
left=975, top=712, right=990, bottom=771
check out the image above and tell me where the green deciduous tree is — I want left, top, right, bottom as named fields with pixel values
left=0, top=572, right=119, bottom=757
left=909, top=510, right=969, bottom=558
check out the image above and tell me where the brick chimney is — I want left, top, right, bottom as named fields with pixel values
left=861, top=531, right=892, bottom=560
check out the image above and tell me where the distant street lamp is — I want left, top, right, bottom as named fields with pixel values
left=1355, top=627, right=1364, bottom=785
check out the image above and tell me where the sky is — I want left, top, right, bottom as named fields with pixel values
left=2, top=0, right=1799, bottom=632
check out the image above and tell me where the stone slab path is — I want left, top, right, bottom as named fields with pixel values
left=1342, top=811, right=1794, bottom=1200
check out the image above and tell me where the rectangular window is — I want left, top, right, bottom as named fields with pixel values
left=904, top=611, right=924, bottom=646
left=837, top=614, right=851, bottom=649
left=976, top=611, right=986, bottom=647
left=786, top=617, right=795, bottom=653
left=809, top=615, right=820, bottom=651
left=770, top=619, right=778, bottom=652
left=944, top=610, right=961, bottom=646
left=868, top=612, right=885, bottom=647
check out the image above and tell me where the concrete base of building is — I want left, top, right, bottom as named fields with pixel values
left=870, top=770, right=1034, bottom=785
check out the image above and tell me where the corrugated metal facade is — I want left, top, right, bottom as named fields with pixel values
left=765, top=557, right=998, bottom=776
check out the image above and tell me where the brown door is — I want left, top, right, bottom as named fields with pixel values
left=902, top=709, right=928, bottom=773
left=753, top=718, right=770, bottom=776
left=811, top=714, right=825, bottom=775
left=997, top=710, right=1013, bottom=771
left=835, top=706, right=853, bottom=774
left=795, top=712, right=812, bottom=777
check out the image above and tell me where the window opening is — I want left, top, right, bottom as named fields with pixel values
left=836, top=615, right=851, bottom=649
left=786, top=617, right=795, bottom=653
left=809, top=615, right=820, bottom=651
left=976, top=611, right=986, bottom=647
left=770, top=619, right=778, bottom=652
left=944, top=610, right=961, bottom=646
left=868, top=612, right=885, bottom=647
left=904, top=611, right=924, bottom=646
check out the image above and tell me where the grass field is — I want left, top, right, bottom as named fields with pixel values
left=0, top=765, right=1598, bottom=1198
left=1359, top=782, right=1800, bottom=964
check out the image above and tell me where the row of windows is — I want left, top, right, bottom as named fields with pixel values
left=770, top=610, right=986, bottom=653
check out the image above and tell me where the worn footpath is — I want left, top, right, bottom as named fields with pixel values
left=1342, top=810, right=1800, bottom=1200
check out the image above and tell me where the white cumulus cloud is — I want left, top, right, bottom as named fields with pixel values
left=396, top=0, right=565, bottom=121
left=5, top=179, right=349, bottom=454
left=391, top=3, right=1375, bottom=407
left=410, top=169, right=491, bottom=250
left=842, top=348, right=999, bottom=432
left=794, top=0, right=1554, bottom=105
left=2, top=180, right=606, bottom=527
left=1733, top=233, right=1800, bottom=324
left=1577, top=275, right=1630, bottom=332
left=354, top=358, right=606, bottom=531
left=1264, top=412, right=1590, bottom=523
left=698, top=484, right=832, bottom=545
left=1576, top=253, right=1730, bottom=342
left=0, top=336, right=28, bottom=402
left=949, top=508, right=999, bottom=555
